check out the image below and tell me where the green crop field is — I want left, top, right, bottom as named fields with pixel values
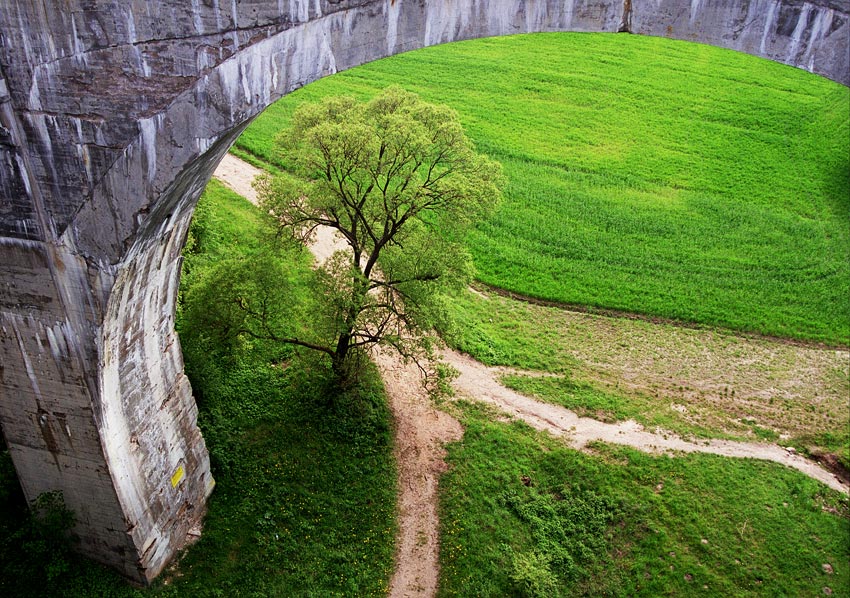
left=235, top=32, right=850, bottom=346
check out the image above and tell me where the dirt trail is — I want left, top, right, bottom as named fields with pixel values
left=215, top=154, right=462, bottom=597
left=215, top=153, right=350, bottom=261
left=375, top=351, right=463, bottom=597
left=444, top=350, right=848, bottom=494
left=213, top=153, right=847, bottom=597
left=214, top=153, right=263, bottom=204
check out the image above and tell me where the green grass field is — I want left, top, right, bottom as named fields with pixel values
left=438, top=400, right=849, bottom=597
left=172, top=182, right=397, bottom=597
left=235, top=32, right=850, bottom=345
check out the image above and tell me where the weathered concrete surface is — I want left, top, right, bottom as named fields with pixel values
left=631, top=0, right=850, bottom=75
left=0, top=0, right=847, bottom=583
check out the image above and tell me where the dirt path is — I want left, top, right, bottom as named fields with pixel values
left=215, top=154, right=462, bottom=597
left=375, top=351, right=463, bottom=597
left=214, top=153, right=263, bottom=204
left=214, top=153, right=349, bottom=261
left=444, top=350, right=848, bottom=494
left=213, top=153, right=847, bottom=596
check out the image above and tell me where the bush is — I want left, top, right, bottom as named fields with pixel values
left=0, top=487, right=77, bottom=597
left=509, top=550, right=559, bottom=597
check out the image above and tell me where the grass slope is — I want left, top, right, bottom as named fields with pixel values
left=438, top=401, right=850, bottom=597
left=0, top=181, right=396, bottom=597
left=236, top=32, right=850, bottom=345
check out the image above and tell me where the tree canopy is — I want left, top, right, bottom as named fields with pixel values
left=244, top=86, right=503, bottom=384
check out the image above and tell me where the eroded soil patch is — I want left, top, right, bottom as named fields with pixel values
left=451, top=289, right=850, bottom=453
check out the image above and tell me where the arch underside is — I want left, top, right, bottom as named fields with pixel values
left=0, top=0, right=847, bottom=582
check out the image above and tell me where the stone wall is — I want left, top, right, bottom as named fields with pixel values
left=632, top=0, right=850, bottom=77
left=0, top=0, right=847, bottom=583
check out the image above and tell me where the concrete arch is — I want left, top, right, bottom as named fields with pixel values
left=0, top=0, right=847, bottom=582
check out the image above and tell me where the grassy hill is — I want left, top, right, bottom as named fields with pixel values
left=235, top=32, right=850, bottom=345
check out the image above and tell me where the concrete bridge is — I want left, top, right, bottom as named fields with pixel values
left=0, top=0, right=847, bottom=584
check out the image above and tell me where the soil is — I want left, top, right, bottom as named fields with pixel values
left=214, top=153, right=848, bottom=598
left=214, top=153, right=352, bottom=262
left=214, top=153, right=262, bottom=204
left=813, top=452, right=850, bottom=487
left=464, top=289, right=849, bottom=445
left=375, top=350, right=463, bottom=598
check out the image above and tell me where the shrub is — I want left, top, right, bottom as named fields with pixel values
left=0, top=487, right=77, bottom=597
left=509, top=550, right=559, bottom=597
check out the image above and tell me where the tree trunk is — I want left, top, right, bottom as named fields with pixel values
left=332, top=332, right=352, bottom=380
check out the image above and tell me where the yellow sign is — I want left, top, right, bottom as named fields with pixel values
left=171, top=465, right=185, bottom=488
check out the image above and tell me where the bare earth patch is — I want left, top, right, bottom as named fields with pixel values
left=461, top=289, right=850, bottom=446
left=443, top=349, right=847, bottom=494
